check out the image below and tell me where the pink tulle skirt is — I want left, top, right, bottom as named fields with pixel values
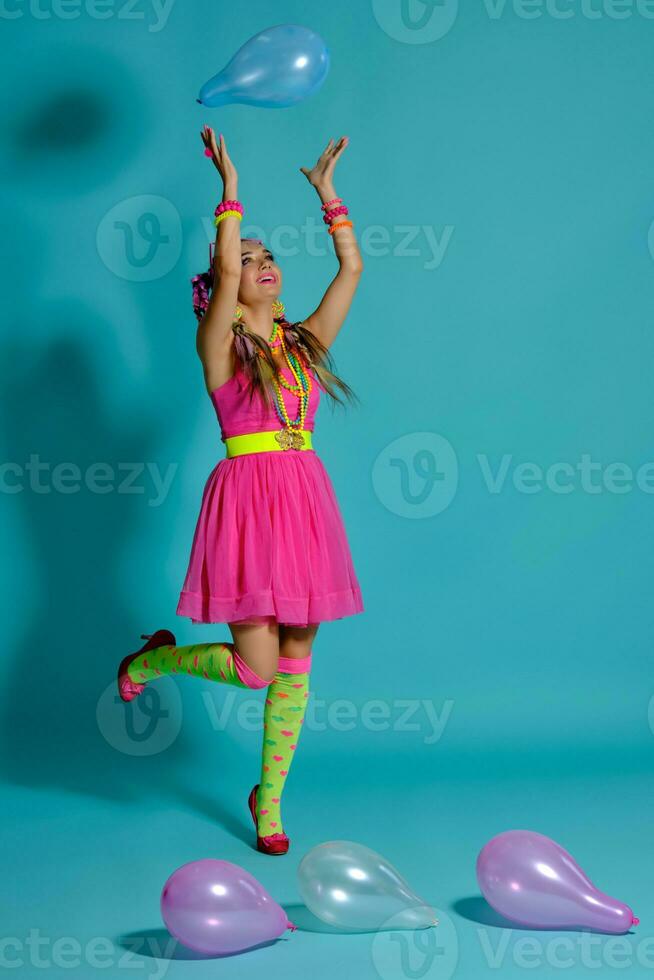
left=175, top=449, right=364, bottom=627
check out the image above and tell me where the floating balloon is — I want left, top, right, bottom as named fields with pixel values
left=197, top=24, right=330, bottom=109
left=297, top=840, right=438, bottom=931
left=477, top=830, right=639, bottom=934
left=161, top=859, right=295, bottom=955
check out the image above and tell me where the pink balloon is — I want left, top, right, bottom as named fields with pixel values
left=161, top=859, right=296, bottom=955
left=477, top=830, right=638, bottom=934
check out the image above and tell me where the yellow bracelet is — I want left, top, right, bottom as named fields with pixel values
left=328, top=219, right=353, bottom=236
left=214, top=210, right=243, bottom=227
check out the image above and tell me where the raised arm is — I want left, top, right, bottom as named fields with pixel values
left=299, top=137, right=363, bottom=350
left=196, top=126, right=242, bottom=394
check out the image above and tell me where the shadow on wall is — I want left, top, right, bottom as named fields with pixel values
left=2, top=43, right=147, bottom=195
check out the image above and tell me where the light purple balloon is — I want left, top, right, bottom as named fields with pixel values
left=477, top=830, right=638, bottom=934
left=161, top=859, right=296, bottom=955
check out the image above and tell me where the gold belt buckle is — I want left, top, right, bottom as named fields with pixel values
left=274, top=429, right=305, bottom=450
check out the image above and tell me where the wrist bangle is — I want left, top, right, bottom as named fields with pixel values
left=215, top=199, right=243, bottom=216
left=214, top=209, right=243, bottom=227
left=323, top=205, right=349, bottom=224
left=328, top=219, right=353, bottom=235
left=321, top=197, right=342, bottom=211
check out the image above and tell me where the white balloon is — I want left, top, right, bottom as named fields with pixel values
left=298, top=840, right=438, bottom=931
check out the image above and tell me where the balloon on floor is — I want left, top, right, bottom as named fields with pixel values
left=160, top=859, right=296, bottom=955
left=298, top=840, right=439, bottom=931
left=197, top=24, right=330, bottom=109
left=476, top=830, right=639, bottom=933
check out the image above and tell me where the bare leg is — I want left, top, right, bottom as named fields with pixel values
left=279, top=622, right=320, bottom=661
left=228, top=619, right=280, bottom=683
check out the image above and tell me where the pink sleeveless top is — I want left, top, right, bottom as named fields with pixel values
left=210, top=360, right=324, bottom=442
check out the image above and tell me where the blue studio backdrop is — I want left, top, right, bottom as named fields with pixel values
left=1, top=1, right=653, bottom=978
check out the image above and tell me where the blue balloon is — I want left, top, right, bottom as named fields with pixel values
left=197, top=24, right=330, bottom=109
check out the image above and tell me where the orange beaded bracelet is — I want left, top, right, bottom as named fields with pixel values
left=328, top=219, right=353, bottom=236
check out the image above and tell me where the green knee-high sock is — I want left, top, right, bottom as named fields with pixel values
left=256, top=653, right=311, bottom=837
left=127, top=641, right=268, bottom=690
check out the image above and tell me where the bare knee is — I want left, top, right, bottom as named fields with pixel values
left=279, top=623, right=319, bottom=660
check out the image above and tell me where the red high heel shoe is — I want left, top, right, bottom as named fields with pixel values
left=117, top=629, right=176, bottom=703
left=247, top=784, right=289, bottom=855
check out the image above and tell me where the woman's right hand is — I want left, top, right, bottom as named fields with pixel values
left=201, top=125, right=238, bottom=189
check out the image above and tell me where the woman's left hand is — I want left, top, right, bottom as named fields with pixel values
left=299, top=136, right=349, bottom=190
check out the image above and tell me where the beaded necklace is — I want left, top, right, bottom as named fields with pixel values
left=257, top=321, right=314, bottom=450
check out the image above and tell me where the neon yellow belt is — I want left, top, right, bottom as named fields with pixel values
left=224, top=428, right=313, bottom=458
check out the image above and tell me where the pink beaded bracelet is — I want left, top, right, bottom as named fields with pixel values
left=215, top=200, right=243, bottom=216
left=323, top=205, right=349, bottom=225
left=321, top=197, right=342, bottom=211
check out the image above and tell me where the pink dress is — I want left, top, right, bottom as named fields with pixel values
left=175, top=359, right=365, bottom=627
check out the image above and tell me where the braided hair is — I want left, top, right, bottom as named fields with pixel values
left=191, top=247, right=359, bottom=413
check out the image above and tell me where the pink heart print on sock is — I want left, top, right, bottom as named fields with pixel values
left=255, top=667, right=310, bottom=837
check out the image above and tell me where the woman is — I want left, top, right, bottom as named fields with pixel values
left=117, top=127, right=365, bottom=855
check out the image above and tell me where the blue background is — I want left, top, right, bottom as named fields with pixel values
left=1, top=0, right=653, bottom=977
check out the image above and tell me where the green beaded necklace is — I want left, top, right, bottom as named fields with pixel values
left=262, top=322, right=313, bottom=450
